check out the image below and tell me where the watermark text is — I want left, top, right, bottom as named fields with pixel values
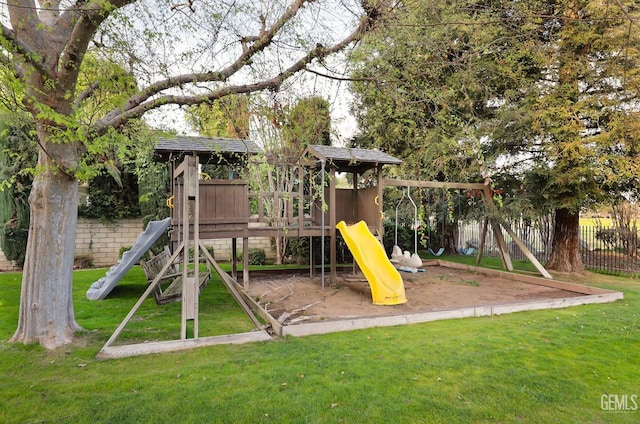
left=601, top=394, right=638, bottom=412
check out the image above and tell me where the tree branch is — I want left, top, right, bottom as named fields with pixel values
left=0, top=22, right=50, bottom=80
left=97, top=0, right=383, bottom=131
left=304, top=66, right=376, bottom=83
left=56, top=0, right=136, bottom=93
left=73, top=81, right=101, bottom=109
left=611, top=0, right=638, bottom=27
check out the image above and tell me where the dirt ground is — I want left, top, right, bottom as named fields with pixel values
left=244, top=263, right=584, bottom=325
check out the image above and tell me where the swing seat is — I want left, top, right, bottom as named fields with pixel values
left=459, top=246, right=475, bottom=256
left=390, top=245, right=403, bottom=263
left=140, top=247, right=210, bottom=305
left=428, top=247, right=445, bottom=257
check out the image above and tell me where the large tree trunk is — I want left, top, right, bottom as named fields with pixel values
left=10, top=143, right=83, bottom=349
left=545, top=207, right=584, bottom=273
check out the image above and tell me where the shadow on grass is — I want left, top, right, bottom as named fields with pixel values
left=107, top=283, right=146, bottom=300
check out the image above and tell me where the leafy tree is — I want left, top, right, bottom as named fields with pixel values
left=244, top=95, right=333, bottom=264
left=185, top=96, right=250, bottom=139
left=350, top=0, right=640, bottom=271
left=282, top=96, right=332, bottom=147
left=185, top=95, right=251, bottom=179
left=484, top=0, right=640, bottom=272
left=350, top=0, right=508, bottom=182
left=1, top=0, right=385, bottom=348
left=0, top=113, right=37, bottom=267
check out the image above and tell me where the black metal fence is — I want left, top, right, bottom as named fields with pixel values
left=458, top=221, right=640, bottom=276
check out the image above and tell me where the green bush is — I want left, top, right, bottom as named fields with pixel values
left=247, top=248, right=266, bottom=265
left=74, top=254, right=94, bottom=269
left=189, top=245, right=214, bottom=260
left=119, top=245, right=151, bottom=262
left=382, top=222, right=414, bottom=256
left=287, top=237, right=310, bottom=264
left=78, top=170, right=141, bottom=222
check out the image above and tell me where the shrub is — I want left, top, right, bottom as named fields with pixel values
left=119, top=245, right=151, bottom=262
left=119, top=245, right=132, bottom=259
left=247, top=248, right=266, bottom=265
left=382, top=222, right=413, bottom=256
left=287, top=237, right=310, bottom=264
left=189, top=245, right=214, bottom=260
left=74, top=254, right=94, bottom=269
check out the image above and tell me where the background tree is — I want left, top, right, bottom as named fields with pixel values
left=246, top=95, right=334, bottom=264
left=185, top=96, right=251, bottom=139
left=350, top=0, right=509, bottom=182
left=0, top=113, right=37, bottom=268
left=350, top=0, right=640, bottom=270
left=185, top=95, right=252, bottom=179
left=1, top=0, right=385, bottom=349
left=282, top=96, right=332, bottom=147
left=484, top=0, right=640, bottom=272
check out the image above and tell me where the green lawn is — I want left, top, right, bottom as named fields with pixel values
left=1, top=261, right=639, bottom=423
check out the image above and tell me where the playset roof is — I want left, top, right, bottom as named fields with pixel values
left=154, top=137, right=402, bottom=173
left=303, top=144, right=402, bottom=173
left=154, top=136, right=260, bottom=163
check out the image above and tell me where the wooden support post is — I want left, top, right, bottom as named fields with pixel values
left=231, top=238, right=238, bottom=281
left=477, top=217, right=489, bottom=265
left=376, top=165, right=384, bottom=240
left=298, top=166, right=304, bottom=229
left=490, top=218, right=514, bottom=272
left=180, top=159, right=190, bottom=339
left=180, top=154, right=199, bottom=339
left=480, top=187, right=513, bottom=272
left=352, top=171, right=360, bottom=276
left=309, top=236, right=315, bottom=278
left=243, top=237, right=249, bottom=290
left=329, top=167, right=337, bottom=285
left=501, top=222, right=553, bottom=279
left=101, top=243, right=185, bottom=350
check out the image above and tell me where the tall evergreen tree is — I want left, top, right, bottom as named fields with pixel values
left=350, top=0, right=640, bottom=271
left=0, top=114, right=37, bottom=267
left=484, top=0, right=640, bottom=272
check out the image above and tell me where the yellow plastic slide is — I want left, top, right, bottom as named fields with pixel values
left=336, top=220, right=407, bottom=305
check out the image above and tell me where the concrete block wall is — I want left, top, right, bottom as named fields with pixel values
left=75, top=218, right=145, bottom=267
left=0, top=249, right=19, bottom=272
left=203, top=238, right=274, bottom=261
left=0, top=218, right=277, bottom=271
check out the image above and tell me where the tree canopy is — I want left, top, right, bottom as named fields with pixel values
left=349, top=0, right=640, bottom=271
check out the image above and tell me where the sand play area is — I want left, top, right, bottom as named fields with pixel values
left=243, top=261, right=620, bottom=336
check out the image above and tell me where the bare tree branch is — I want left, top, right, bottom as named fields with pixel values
left=611, top=0, right=638, bottom=27
left=97, top=0, right=383, bottom=131
left=304, top=66, right=376, bottom=83
left=73, top=81, right=101, bottom=109
left=56, top=0, right=137, bottom=93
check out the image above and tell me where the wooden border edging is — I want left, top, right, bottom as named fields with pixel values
left=96, top=330, right=272, bottom=360
left=433, top=260, right=612, bottom=295
left=280, top=291, right=623, bottom=338
left=264, top=261, right=624, bottom=338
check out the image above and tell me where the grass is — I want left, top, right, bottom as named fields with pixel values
left=579, top=217, right=640, bottom=228
left=1, top=261, right=640, bottom=423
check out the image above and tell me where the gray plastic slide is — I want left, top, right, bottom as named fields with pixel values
left=86, top=217, right=172, bottom=300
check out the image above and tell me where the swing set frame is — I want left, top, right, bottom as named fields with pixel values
left=382, top=178, right=552, bottom=279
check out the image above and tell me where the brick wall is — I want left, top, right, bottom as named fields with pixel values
left=203, top=222, right=275, bottom=260
left=0, top=249, right=18, bottom=272
left=75, top=218, right=145, bottom=267
left=0, top=218, right=277, bottom=271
